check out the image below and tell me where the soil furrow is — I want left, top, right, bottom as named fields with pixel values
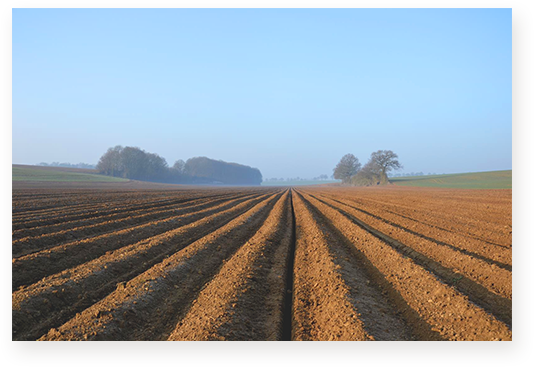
left=12, top=193, right=166, bottom=219
left=13, top=201, right=112, bottom=217
left=307, top=192, right=512, bottom=326
left=12, top=192, right=238, bottom=240
left=12, top=192, right=141, bottom=213
left=13, top=192, right=281, bottom=341
left=12, top=200, right=172, bottom=228
left=310, top=193, right=512, bottom=298
left=38, top=192, right=283, bottom=341
left=12, top=185, right=512, bottom=342
left=361, top=200, right=511, bottom=250
left=297, top=190, right=511, bottom=341
left=320, top=190, right=511, bottom=248
left=334, top=188, right=512, bottom=225
left=318, top=192, right=512, bottom=263
left=168, top=190, right=293, bottom=340
left=11, top=194, right=259, bottom=262
left=12, top=192, right=220, bottom=230
left=281, top=189, right=297, bottom=341
left=292, top=191, right=415, bottom=341
left=12, top=193, right=266, bottom=289
left=12, top=192, right=250, bottom=257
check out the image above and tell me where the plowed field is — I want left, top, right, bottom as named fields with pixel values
left=12, top=186, right=512, bottom=341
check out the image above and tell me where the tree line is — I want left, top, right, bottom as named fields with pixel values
left=96, top=146, right=263, bottom=185
left=333, top=150, right=402, bottom=186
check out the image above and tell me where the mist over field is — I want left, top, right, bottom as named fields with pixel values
left=12, top=9, right=511, bottom=179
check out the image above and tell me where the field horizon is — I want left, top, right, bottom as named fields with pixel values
left=12, top=164, right=512, bottom=190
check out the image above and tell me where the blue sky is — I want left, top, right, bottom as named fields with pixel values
left=12, top=8, right=511, bottom=179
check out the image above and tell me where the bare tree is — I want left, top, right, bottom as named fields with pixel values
left=333, top=154, right=361, bottom=183
left=369, top=150, right=402, bottom=183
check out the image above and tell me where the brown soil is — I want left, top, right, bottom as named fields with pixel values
left=168, top=191, right=293, bottom=340
left=12, top=192, right=253, bottom=257
left=39, top=192, right=282, bottom=340
left=304, top=193, right=512, bottom=325
left=291, top=192, right=414, bottom=341
left=296, top=189, right=511, bottom=341
left=12, top=185, right=512, bottom=341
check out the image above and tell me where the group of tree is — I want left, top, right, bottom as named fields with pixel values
left=97, top=146, right=170, bottom=182
left=333, top=150, right=402, bottom=186
left=38, top=162, right=96, bottom=169
left=96, top=146, right=262, bottom=185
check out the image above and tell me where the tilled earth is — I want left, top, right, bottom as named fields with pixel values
left=12, top=185, right=512, bottom=341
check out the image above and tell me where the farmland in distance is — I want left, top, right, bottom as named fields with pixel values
left=12, top=165, right=129, bottom=183
left=390, top=170, right=512, bottom=189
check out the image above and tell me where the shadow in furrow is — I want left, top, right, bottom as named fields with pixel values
left=281, top=189, right=297, bottom=341
left=318, top=194, right=511, bottom=272
left=295, top=191, right=444, bottom=341
left=310, top=194, right=512, bottom=328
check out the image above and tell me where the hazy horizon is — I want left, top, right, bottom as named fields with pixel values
left=13, top=9, right=511, bottom=179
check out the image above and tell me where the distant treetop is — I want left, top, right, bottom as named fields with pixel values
left=333, top=150, right=402, bottom=186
